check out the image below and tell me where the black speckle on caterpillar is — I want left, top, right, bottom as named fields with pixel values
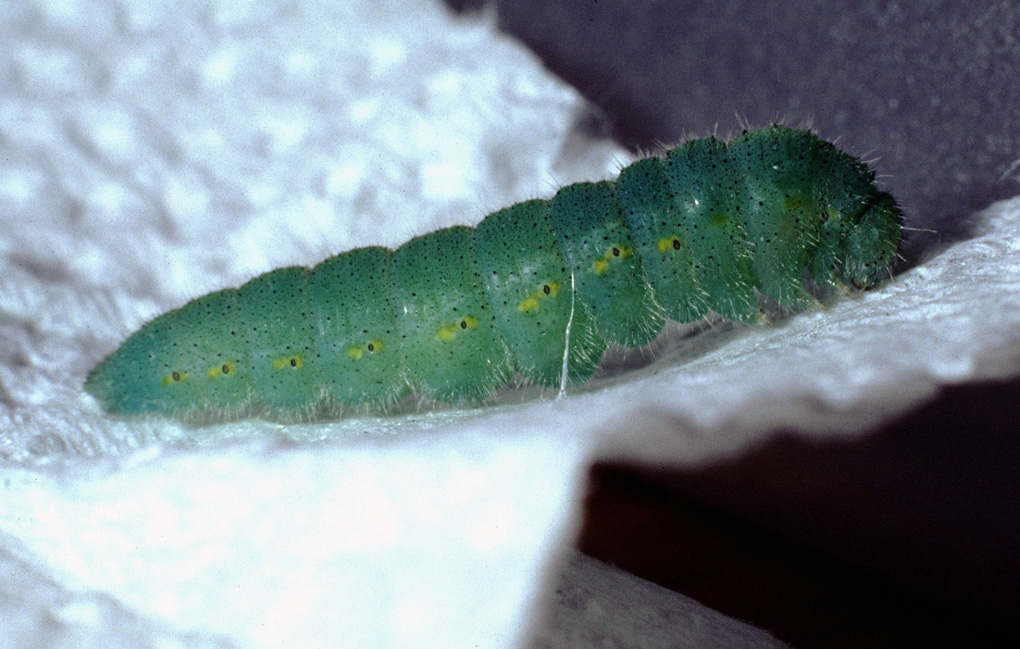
left=85, top=126, right=902, bottom=421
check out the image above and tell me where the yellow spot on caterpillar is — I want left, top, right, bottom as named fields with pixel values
left=271, top=355, right=303, bottom=370
left=783, top=197, right=807, bottom=212
left=657, top=236, right=682, bottom=254
left=208, top=361, right=236, bottom=379
left=437, top=326, right=455, bottom=341
left=519, top=296, right=539, bottom=312
left=161, top=370, right=188, bottom=386
left=711, top=212, right=729, bottom=227
left=592, top=246, right=631, bottom=275
left=347, top=339, right=384, bottom=360
left=518, top=281, right=561, bottom=312
left=437, top=316, right=478, bottom=341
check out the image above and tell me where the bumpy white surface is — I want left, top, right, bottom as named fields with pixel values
left=2, top=1, right=1020, bottom=647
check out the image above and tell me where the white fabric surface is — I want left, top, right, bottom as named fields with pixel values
left=2, top=0, right=1019, bottom=647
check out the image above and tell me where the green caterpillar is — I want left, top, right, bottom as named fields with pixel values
left=85, top=126, right=902, bottom=421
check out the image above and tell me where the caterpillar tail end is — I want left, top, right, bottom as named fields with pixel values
left=84, top=335, right=189, bottom=418
left=83, top=355, right=130, bottom=415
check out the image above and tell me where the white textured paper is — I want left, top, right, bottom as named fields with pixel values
left=2, top=1, right=1019, bottom=647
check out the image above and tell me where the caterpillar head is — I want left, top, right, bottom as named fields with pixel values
left=840, top=192, right=902, bottom=289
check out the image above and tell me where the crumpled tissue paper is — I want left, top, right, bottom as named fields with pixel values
left=2, top=1, right=1019, bottom=647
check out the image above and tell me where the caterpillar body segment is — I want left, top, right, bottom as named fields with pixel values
left=549, top=180, right=665, bottom=346
left=474, top=199, right=606, bottom=387
left=392, top=225, right=511, bottom=403
left=310, top=246, right=405, bottom=409
left=662, top=137, right=762, bottom=323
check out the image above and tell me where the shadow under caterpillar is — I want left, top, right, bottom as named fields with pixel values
left=85, top=126, right=903, bottom=421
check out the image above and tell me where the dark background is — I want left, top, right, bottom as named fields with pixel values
left=446, top=1, right=1020, bottom=646
left=452, top=0, right=1020, bottom=260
